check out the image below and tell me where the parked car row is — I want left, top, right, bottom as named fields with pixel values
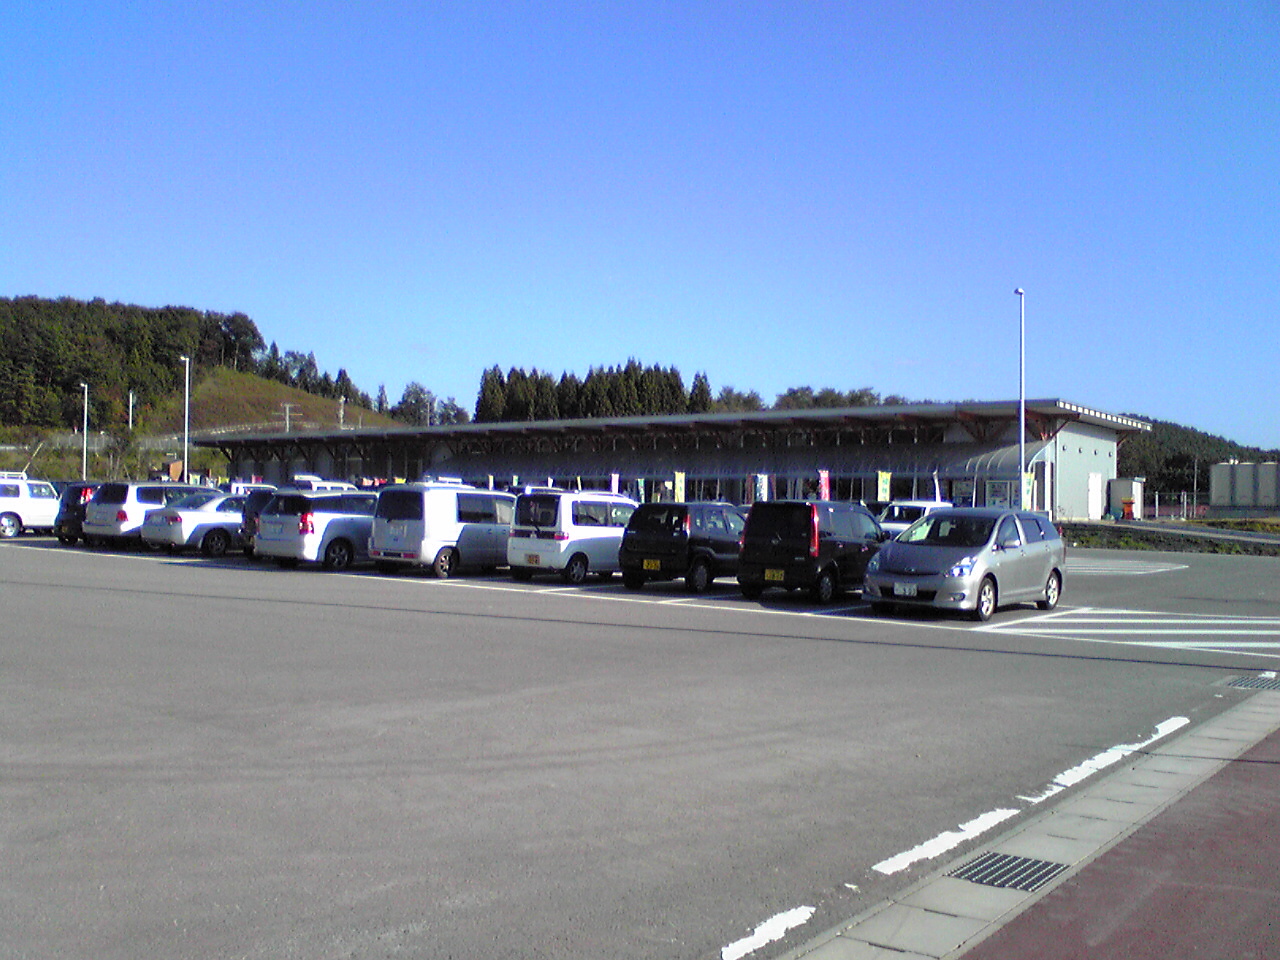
left=34, top=478, right=1065, bottom=621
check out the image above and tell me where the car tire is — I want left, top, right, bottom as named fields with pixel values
left=432, top=547, right=457, bottom=579
left=323, top=538, right=355, bottom=571
left=810, top=568, right=836, bottom=604
left=1037, top=570, right=1062, bottom=611
left=685, top=558, right=712, bottom=594
left=972, top=576, right=998, bottom=621
left=562, top=553, right=589, bottom=585
left=201, top=529, right=231, bottom=557
left=0, top=513, right=21, bottom=539
left=622, top=572, right=645, bottom=590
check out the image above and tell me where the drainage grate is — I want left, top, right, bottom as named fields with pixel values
left=948, top=852, right=1068, bottom=892
left=1227, top=676, right=1280, bottom=691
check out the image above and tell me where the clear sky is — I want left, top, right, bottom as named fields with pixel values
left=4, top=2, right=1277, bottom=446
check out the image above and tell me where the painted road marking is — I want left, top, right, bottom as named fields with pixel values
left=978, top=606, right=1280, bottom=658
left=1065, top=557, right=1188, bottom=576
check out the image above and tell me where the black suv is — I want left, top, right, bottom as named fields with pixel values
left=53, top=482, right=101, bottom=546
left=619, top=501, right=745, bottom=593
left=738, top=500, right=886, bottom=603
left=239, top=488, right=277, bottom=559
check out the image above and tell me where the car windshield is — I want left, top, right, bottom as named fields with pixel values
left=898, top=515, right=995, bottom=548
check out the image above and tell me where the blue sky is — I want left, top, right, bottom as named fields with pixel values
left=4, top=2, right=1277, bottom=446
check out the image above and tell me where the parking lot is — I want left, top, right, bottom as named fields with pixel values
left=4, top=539, right=1280, bottom=960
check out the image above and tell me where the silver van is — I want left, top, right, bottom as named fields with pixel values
left=369, top=482, right=516, bottom=577
left=253, top=490, right=378, bottom=570
left=863, top=507, right=1065, bottom=621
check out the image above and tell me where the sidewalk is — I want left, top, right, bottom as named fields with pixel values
left=782, top=689, right=1280, bottom=960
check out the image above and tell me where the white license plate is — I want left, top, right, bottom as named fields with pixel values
left=893, top=582, right=918, bottom=597
left=525, top=553, right=541, bottom=566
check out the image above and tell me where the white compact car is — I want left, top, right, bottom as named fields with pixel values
left=507, top=490, right=638, bottom=584
left=0, top=472, right=60, bottom=537
left=253, top=489, right=378, bottom=570
left=370, top=481, right=516, bottom=577
left=140, top=491, right=247, bottom=556
left=877, top=500, right=953, bottom=537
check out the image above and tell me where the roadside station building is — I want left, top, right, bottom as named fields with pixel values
left=197, top=398, right=1149, bottom=521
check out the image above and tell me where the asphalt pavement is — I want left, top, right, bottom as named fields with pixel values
left=780, top=687, right=1280, bottom=960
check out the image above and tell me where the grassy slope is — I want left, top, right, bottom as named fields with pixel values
left=142, top=368, right=403, bottom=434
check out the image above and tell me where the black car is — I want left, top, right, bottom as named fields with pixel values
left=737, top=500, right=887, bottom=603
left=619, top=501, right=745, bottom=593
left=53, top=482, right=100, bottom=546
left=239, top=488, right=278, bottom=558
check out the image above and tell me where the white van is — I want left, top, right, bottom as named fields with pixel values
left=0, top=472, right=60, bottom=538
left=507, top=490, right=638, bottom=584
left=288, top=474, right=357, bottom=492
left=369, top=482, right=516, bottom=577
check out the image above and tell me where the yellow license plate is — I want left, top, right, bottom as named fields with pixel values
left=643, top=559, right=661, bottom=571
left=764, top=568, right=785, bottom=582
left=525, top=553, right=541, bottom=566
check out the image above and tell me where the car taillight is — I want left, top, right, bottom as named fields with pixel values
left=298, top=512, right=314, bottom=535
left=552, top=531, right=568, bottom=541
left=165, top=515, right=182, bottom=525
left=116, top=510, right=129, bottom=522
left=683, top=514, right=692, bottom=535
left=809, top=504, right=820, bottom=558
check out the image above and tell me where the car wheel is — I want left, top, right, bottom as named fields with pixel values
left=323, top=539, right=355, bottom=571
left=562, top=553, right=589, bottom=585
left=972, top=576, right=998, bottom=621
left=0, top=513, right=21, bottom=539
left=511, top=567, right=534, bottom=581
left=432, top=547, right=457, bottom=579
left=201, top=529, right=230, bottom=557
left=1037, top=570, right=1062, bottom=611
left=685, top=558, right=712, bottom=594
left=810, top=568, right=836, bottom=604
left=622, top=572, right=645, bottom=590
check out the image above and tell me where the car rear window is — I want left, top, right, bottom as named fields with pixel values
left=96, top=483, right=128, bottom=505
left=629, top=504, right=687, bottom=534
left=0, top=484, right=17, bottom=498
left=265, top=494, right=309, bottom=516
left=377, top=490, right=425, bottom=521
left=516, top=494, right=560, bottom=528
left=745, top=503, right=813, bottom=540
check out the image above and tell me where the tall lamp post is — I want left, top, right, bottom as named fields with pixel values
left=1014, top=288, right=1026, bottom=510
left=179, top=355, right=191, bottom=483
left=79, top=382, right=89, bottom=481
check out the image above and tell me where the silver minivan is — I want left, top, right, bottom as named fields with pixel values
left=369, top=482, right=516, bottom=577
left=863, top=507, right=1065, bottom=621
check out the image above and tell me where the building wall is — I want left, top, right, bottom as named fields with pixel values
left=1052, top=422, right=1120, bottom=520
left=1210, top=462, right=1280, bottom=514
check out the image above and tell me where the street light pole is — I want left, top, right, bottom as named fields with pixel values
left=1014, top=289, right=1026, bottom=510
left=179, top=355, right=191, bottom=483
left=79, top=382, right=89, bottom=481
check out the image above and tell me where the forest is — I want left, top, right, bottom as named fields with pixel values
left=1, top=296, right=1273, bottom=495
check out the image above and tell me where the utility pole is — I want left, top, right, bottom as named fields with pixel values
left=282, top=403, right=297, bottom=433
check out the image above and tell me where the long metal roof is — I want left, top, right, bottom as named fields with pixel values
left=195, top=398, right=1149, bottom=447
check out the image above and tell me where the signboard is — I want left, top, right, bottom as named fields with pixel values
left=877, top=471, right=892, bottom=502
left=817, top=469, right=830, bottom=500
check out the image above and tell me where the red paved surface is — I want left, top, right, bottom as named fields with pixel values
left=960, top=727, right=1280, bottom=960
